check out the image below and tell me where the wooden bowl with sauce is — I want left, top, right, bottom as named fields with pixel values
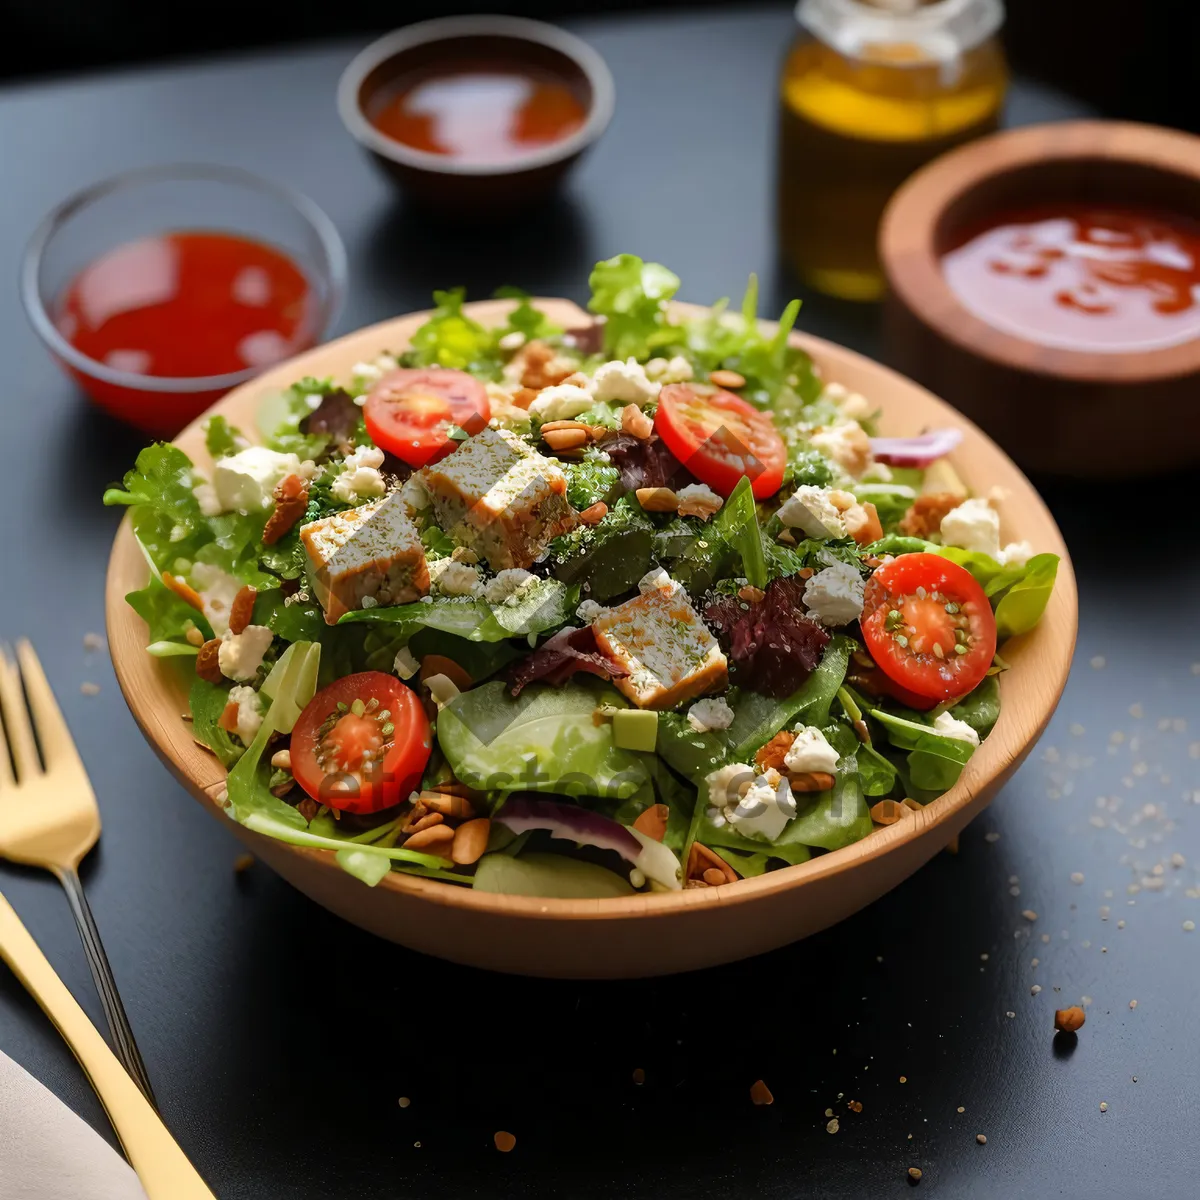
left=880, top=121, right=1200, bottom=477
left=337, top=17, right=615, bottom=217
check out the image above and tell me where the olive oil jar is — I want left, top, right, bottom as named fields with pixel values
left=778, top=0, right=1007, bottom=300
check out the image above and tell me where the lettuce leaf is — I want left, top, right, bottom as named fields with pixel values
left=190, top=676, right=243, bottom=767
left=406, top=288, right=498, bottom=373
left=588, top=254, right=682, bottom=360
left=126, top=573, right=211, bottom=646
left=870, top=709, right=976, bottom=792
left=204, top=415, right=243, bottom=459
left=934, top=548, right=1060, bottom=639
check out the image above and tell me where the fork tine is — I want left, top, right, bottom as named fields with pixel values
left=0, top=644, right=40, bottom=782
left=15, top=640, right=76, bottom=772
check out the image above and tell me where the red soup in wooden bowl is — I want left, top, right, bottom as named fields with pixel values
left=22, top=165, right=347, bottom=437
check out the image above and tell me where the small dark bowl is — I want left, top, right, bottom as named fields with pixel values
left=337, top=16, right=615, bottom=217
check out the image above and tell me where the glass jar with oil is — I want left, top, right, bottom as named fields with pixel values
left=778, top=0, right=1007, bottom=300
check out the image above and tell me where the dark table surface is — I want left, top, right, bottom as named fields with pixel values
left=2, top=7, right=1198, bottom=1198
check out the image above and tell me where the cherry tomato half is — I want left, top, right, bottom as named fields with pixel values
left=290, top=672, right=431, bottom=814
left=860, top=553, right=997, bottom=705
left=364, top=368, right=491, bottom=469
left=653, top=383, right=787, bottom=499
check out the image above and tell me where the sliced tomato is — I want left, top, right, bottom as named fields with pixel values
left=860, top=553, right=997, bottom=705
left=653, top=383, right=786, bottom=499
left=290, top=672, right=432, bottom=814
left=363, top=368, right=491, bottom=469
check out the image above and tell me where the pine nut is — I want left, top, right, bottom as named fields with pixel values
left=710, top=369, right=746, bottom=389
left=403, top=825, right=455, bottom=854
left=451, top=818, right=491, bottom=865
left=270, top=749, right=292, bottom=770
left=542, top=428, right=590, bottom=451
left=620, top=404, right=653, bottom=438
left=635, top=487, right=678, bottom=512
left=579, top=502, right=608, bottom=525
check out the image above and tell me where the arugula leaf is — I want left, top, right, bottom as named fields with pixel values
left=588, top=254, right=682, bottom=360
left=125, top=574, right=211, bottom=645
left=870, top=709, right=976, bottom=792
left=189, top=676, right=243, bottom=767
left=340, top=580, right=577, bottom=644
left=725, top=476, right=767, bottom=589
left=437, top=679, right=651, bottom=799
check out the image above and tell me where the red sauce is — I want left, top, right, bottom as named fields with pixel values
left=56, top=231, right=314, bottom=379
left=942, top=205, right=1200, bottom=353
left=367, top=65, right=587, bottom=164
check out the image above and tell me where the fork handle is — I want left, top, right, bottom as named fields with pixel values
left=56, top=867, right=158, bottom=1109
left=0, top=892, right=215, bottom=1199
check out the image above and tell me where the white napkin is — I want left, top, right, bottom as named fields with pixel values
left=0, top=1049, right=147, bottom=1200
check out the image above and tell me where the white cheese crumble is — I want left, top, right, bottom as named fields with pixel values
left=676, top=483, right=723, bottom=520
left=687, top=696, right=735, bottom=733
left=207, top=446, right=312, bottom=514
left=932, top=711, right=981, bottom=747
left=428, top=557, right=481, bottom=597
left=784, top=725, right=840, bottom=774
left=803, top=562, right=865, bottom=626
left=705, top=761, right=757, bottom=809
left=498, top=330, right=526, bottom=352
left=218, top=625, right=273, bottom=682
left=393, top=646, right=420, bottom=679
left=227, top=685, right=263, bottom=745
left=809, top=421, right=875, bottom=479
left=728, top=768, right=797, bottom=842
left=483, top=568, right=537, bottom=606
left=576, top=599, right=606, bottom=624
left=822, top=381, right=873, bottom=421
left=331, top=445, right=387, bottom=504
left=644, top=355, right=694, bottom=383
left=189, top=562, right=242, bottom=636
left=638, top=566, right=673, bottom=594
left=590, top=358, right=661, bottom=407
left=528, top=383, right=594, bottom=421
left=940, top=497, right=1000, bottom=556
left=398, top=473, right=431, bottom=519
left=777, top=485, right=848, bottom=538
left=998, top=539, right=1034, bottom=567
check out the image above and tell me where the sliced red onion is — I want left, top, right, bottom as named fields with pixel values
left=869, top=428, right=962, bottom=467
left=495, top=796, right=682, bottom=890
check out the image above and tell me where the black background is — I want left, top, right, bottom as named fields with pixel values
left=1, top=5, right=1199, bottom=1198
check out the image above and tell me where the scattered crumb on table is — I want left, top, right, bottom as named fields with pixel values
left=494, top=1131, right=516, bottom=1153
left=80, top=682, right=100, bottom=696
left=750, top=1079, right=774, bottom=1106
left=83, top=632, right=104, bottom=652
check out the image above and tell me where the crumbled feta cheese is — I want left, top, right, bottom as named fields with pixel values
left=676, top=483, right=723, bottom=520
left=687, top=696, right=735, bottom=733
left=828, top=490, right=874, bottom=540
left=218, top=625, right=274, bottom=682
left=193, top=480, right=222, bottom=517
left=590, top=358, right=661, bottom=407
left=784, top=725, right=840, bottom=774
left=428, top=557, right=481, bottom=597
left=638, top=566, right=673, bottom=594
left=351, top=360, right=384, bottom=383
left=190, top=562, right=243, bottom=635
left=803, top=562, right=866, bottom=626
left=810, top=421, right=875, bottom=479
left=644, top=355, right=694, bottom=383
left=933, top=711, right=981, bottom=747
left=211, top=446, right=309, bottom=513
left=940, top=497, right=1000, bottom=556
left=705, top=761, right=756, bottom=809
left=728, top=769, right=797, bottom=842
left=998, top=539, right=1034, bottom=567
left=498, top=330, right=526, bottom=352
left=823, top=382, right=873, bottom=422
left=393, top=645, right=420, bottom=679
left=777, top=485, right=848, bottom=538
left=576, top=599, right=606, bottom=624
left=331, top=445, right=387, bottom=504
left=528, top=383, right=594, bottom=421
left=483, top=568, right=537, bottom=605
left=227, top=685, right=263, bottom=745
left=398, top=473, right=431, bottom=519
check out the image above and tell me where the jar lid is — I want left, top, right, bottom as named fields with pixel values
left=797, top=0, right=1004, bottom=62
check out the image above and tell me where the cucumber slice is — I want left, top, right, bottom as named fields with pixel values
left=473, top=852, right=634, bottom=898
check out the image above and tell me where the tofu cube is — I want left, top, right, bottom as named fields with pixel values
left=593, top=577, right=727, bottom=710
left=300, top=493, right=429, bottom=624
left=418, top=428, right=577, bottom=571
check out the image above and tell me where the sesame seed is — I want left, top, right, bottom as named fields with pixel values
left=1022, top=909, right=1038, bottom=921
left=80, top=682, right=100, bottom=696
left=1070, top=872, right=1085, bottom=884
left=908, top=1167, right=922, bottom=1181
left=398, top=1097, right=411, bottom=1108
left=1099, top=1102, right=1108, bottom=1113
left=1184, top=920, right=1196, bottom=932
left=1031, top=985, right=1042, bottom=995
left=632, top=1068, right=646, bottom=1085
left=827, top=1118, right=840, bottom=1134
left=1090, top=655, right=1106, bottom=669
left=494, top=1131, right=516, bottom=1153
left=976, top=1134, right=988, bottom=1144
left=1129, top=1000, right=1138, bottom=1009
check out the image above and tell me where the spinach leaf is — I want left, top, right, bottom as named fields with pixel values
left=871, top=709, right=976, bottom=792
left=437, top=680, right=651, bottom=799
left=855, top=741, right=899, bottom=796
left=948, top=675, right=1001, bottom=739
left=775, top=764, right=873, bottom=851
left=189, top=676, right=242, bottom=767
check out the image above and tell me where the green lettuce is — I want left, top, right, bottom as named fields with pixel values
left=588, top=254, right=682, bottom=360
left=125, top=573, right=211, bottom=648
left=437, top=679, right=651, bottom=799
left=871, top=709, right=976, bottom=792
left=189, top=677, right=243, bottom=767
left=204, top=415, right=243, bottom=459
left=934, top=548, right=1060, bottom=639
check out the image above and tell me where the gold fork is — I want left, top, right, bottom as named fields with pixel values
left=0, top=640, right=156, bottom=1105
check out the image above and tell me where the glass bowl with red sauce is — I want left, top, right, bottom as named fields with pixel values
left=21, top=164, right=347, bottom=437
left=338, top=16, right=615, bottom=217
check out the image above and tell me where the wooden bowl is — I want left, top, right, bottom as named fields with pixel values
left=336, top=17, right=614, bottom=218
left=105, top=299, right=1077, bottom=978
left=880, top=120, right=1200, bottom=477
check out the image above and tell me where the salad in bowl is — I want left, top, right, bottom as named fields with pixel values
left=105, top=255, right=1059, bottom=899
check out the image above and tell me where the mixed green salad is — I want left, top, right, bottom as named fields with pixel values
left=106, top=255, right=1059, bottom=896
